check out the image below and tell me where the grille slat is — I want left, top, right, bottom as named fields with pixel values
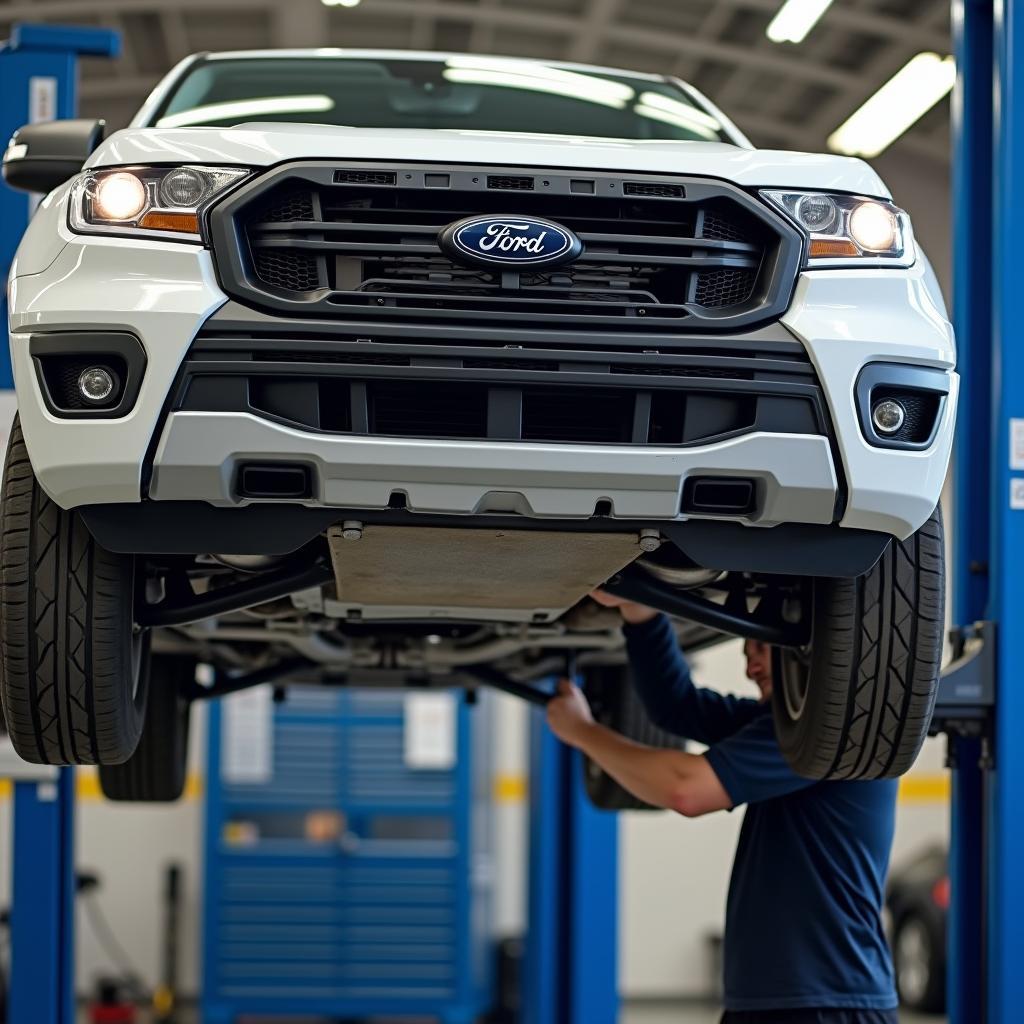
left=249, top=221, right=760, bottom=256
left=252, top=237, right=759, bottom=271
left=218, top=164, right=796, bottom=334
left=182, top=329, right=826, bottom=449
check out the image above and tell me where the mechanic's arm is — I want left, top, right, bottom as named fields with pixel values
left=593, top=590, right=760, bottom=744
left=547, top=681, right=731, bottom=817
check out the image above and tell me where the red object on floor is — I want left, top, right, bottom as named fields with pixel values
left=89, top=1005, right=136, bottom=1024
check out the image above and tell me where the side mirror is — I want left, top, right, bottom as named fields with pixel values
left=2, top=119, right=106, bottom=194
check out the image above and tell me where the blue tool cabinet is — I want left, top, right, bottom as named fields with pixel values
left=201, top=686, right=494, bottom=1024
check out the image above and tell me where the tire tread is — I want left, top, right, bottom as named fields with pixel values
left=0, top=417, right=145, bottom=765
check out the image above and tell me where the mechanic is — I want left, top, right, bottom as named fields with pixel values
left=546, top=590, right=900, bottom=1024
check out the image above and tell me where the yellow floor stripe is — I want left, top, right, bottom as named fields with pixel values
left=493, top=773, right=528, bottom=804
left=0, top=772, right=203, bottom=802
left=898, top=773, right=950, bottom=804
left=0, top=771, right=946, bottom=806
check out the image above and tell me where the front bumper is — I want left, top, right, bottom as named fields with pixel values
left=9, top=233, right=956, bottom=542
left=150, top=415, right=838, bottom=523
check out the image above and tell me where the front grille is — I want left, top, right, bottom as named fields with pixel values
left=695, top=267, right=758, bottom=308
left=209, top=163, right=801, bottom=337
left=253, top=248, right=321, bottom=291
left=179, top=330, right=828, bottom=449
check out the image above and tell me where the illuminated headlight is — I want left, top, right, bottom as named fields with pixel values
left=760, top=190, right=914, bottom=267
left=69, top=165, right=249, bottom=241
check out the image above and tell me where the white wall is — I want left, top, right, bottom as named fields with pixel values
left=74, top=705, right=208, bottom=995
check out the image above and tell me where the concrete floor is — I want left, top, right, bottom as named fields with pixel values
left=88, top=1002, right=944, bottom=1022
left=625, top=1004, right=944, bottom=1024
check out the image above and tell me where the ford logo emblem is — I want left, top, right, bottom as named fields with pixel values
left=440, top=215, right=583, bottom=269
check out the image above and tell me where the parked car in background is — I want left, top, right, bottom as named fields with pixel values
left=887, top=844, right=949, bottom=1014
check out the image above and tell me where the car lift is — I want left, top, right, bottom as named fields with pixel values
left=0, top=24, right=120, bottom=1024
left=937, top=2, right=1024, bottom=1021
left=1, top=4, right=1022, bottom=1022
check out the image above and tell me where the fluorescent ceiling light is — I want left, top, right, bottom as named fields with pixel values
left=828, top=52, right=955, bottom=158
left=766, top=0, right=834, bottom=44
left=157, top=94, right=335, bottom=128
left=635, top=91, right=723, bottom=139
left=322, top=0, right=361, bottom=7
left=443, top=64, right=633, bottom=109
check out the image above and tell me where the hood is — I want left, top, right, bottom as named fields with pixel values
left=88, top=123, right=889, bottom=197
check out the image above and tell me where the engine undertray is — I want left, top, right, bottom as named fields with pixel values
left=326, top=524, right=643, bottom=619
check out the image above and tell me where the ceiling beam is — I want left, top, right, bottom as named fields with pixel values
left=714, top=0, right=949, bottom=52
left=468, top=0, right=502, bottom=54
left=566, top=0, right=623, bottom=63
left=80, top=74, right=160, bottom=101
left=409, top=12, right=437, bottom=50
left=367, top=0, right=863, bottom=89
left=1, top=0, right=863, bottom=90
left=159, top=9, right=191, bottom=64
left=273, top=0, right=329, bottom=48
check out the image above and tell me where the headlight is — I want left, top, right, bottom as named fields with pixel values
left=760, top=190, right=915, bottom=268
left=69, top=165, right=249, bottom=241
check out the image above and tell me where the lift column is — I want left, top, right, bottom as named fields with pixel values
left=523, top=708, right=618, bottom=1024
left=949, top=0, right=1024, bottom=1020
left=0, top=23, right=121, bottom=385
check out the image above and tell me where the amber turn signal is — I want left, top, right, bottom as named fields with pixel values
left=808, top=238, right=860, bottom=258
left=138, top=211, right=200, bottom=233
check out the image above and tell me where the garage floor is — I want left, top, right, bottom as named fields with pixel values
left=81, top=1002, right=944, bottom=1022
left=625, top=1005, right=943, bottom=1023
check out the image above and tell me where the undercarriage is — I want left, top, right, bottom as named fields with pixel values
left=145, top=521, right=810, bottom=692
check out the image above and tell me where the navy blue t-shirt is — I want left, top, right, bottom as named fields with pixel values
left=624, top=616, right=898, bottom=1012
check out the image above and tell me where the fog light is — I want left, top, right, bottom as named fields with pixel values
left=872, top=398, right=905, bottom=435
left=78, top=366, right=116, bottom=403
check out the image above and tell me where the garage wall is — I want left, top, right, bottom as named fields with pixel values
left=874, top=148, right=953, bottom=300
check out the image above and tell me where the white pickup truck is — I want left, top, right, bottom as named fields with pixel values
left=1, top=50, right=955, bottom=801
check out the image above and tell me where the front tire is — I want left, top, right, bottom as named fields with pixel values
left=772, top=506, right=945, bottom=780
left=0, top=416, right=149, bottom=765
left=99, top=655, right=195, bottom=802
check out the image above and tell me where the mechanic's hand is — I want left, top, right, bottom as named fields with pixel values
left=546, top=680, right=595, bottom=748
left=590, top=588, right=659, bottom=625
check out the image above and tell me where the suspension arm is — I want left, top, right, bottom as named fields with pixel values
left=603, top=566, right=809, bottom=647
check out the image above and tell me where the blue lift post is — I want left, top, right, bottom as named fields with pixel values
left=0, top=22, right=120, bottom=1024
left=6, top=768, right=76, bottom=1024
left=523, top=705, right=618, bottom=1024
left=948, top=0, right=1024, bottom=1020
left=0, top=24, right=121, bottom=387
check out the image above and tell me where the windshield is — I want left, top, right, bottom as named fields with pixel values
left=151, top=55, right=731, bottom=143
